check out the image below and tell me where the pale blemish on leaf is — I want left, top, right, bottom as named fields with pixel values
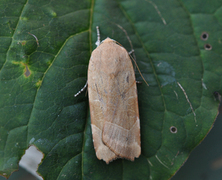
left=43, top=7, right=57, bottom=17
left=21, top=17, right=28, bottom=21
left=174, top=90, right=178, bottom=99
left=145, top=0, right=166, bottom=25
left=155, top=155, right=169, bottom=169
left=177, top=82, right=197, bottom=123
left=35, top=80, right=42, bottom=88
left=202, top=78, right=207, bottom=90
left=17, top=40, right=27, bottom=46
left=28, top=32, right=39, bottom=47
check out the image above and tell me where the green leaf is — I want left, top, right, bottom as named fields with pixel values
left=0, top=0, right=221, bottom=179
left=172, top=110, right=222, bottom=179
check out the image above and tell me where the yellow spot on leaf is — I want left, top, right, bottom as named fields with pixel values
left=21, top=17, right=28, bottom=21
left=21, top=40, right=27, bottom=46
left=36, top=80, right=42, bottom=88
left=12, top=61, right=31, bottom=77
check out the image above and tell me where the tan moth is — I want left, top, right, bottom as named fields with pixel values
left=87, top=26, right=141, bottom=163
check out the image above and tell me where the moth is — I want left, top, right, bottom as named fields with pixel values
left=87, top=27, right=141, bottom=163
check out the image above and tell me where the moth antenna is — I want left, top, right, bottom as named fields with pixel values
left=74, top=81, right=88, bottom=97
left=95, top=26, right=101, bottom=47
left=114, top=24, right=148, bottom=86
left=129, top=53, right=149, bottom=86
left=115, top=24, right=136, bottom=61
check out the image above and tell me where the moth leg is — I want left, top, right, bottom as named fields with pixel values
left=74, top=81, right=88, bottom=97
left=95, top=26, right=101, bottom=47
left=128, top=49, right=134, bottom=55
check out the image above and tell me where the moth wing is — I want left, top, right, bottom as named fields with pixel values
left=102, top=44, right=141, bottom=161
left=88, top=41, right=118, bottom=163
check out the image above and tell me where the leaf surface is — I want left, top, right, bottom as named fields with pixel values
left=0, top=0, right=221, bottom=179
